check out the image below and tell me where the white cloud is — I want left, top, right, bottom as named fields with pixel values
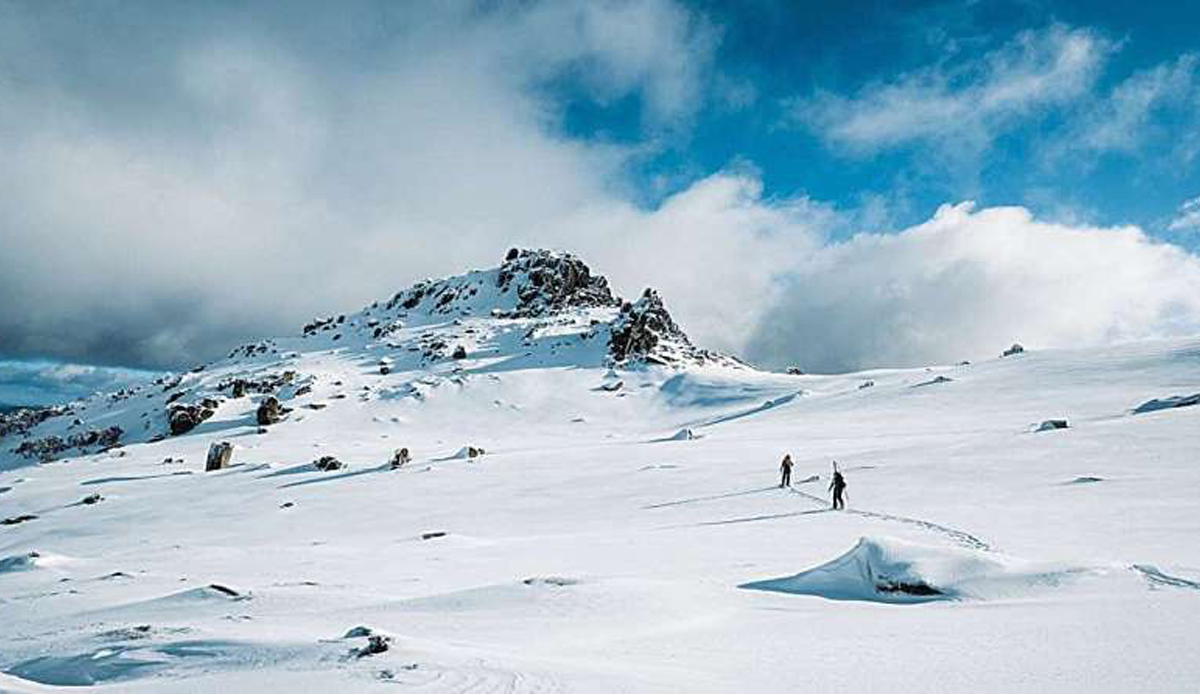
left=747, top=202, right=1200, bottom=372
left=1056, top=53, right=1200, bottom=161
left=1169, top=196, right=1200, bottom=232
left=790, top=25, right=1114, bottom=155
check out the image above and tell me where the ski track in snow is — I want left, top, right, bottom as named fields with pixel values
left=786, top=488, right=994, bottom=551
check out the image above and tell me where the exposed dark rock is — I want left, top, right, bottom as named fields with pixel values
left=314, top=456, right=344, bottom=471
left=607, top=288, right=737, bottom=367
left=389, top=448, right=411, bottom=469
left=256, top=397, right=286, bottom=426
left=13, top=425, right=123, bottom=461
left=1133, top=393, right=1200, bottom=414
left=205, top=442, right=233, bottom=472
left=207, top=583, right=241, bottom=597
left=169, top=403, right=214, bottom=436
left=0, top=405, right=70, bottom=440
left=451, top=345, right=467, bottom=360
left=875, top=579, right=942, bottom=596
left=1002, top=343, right=1025, bottom=357
left=80, top=493, right=103, bottom=505
left=786, top=366, right=804, bottom=375
left=421, top=531, right=448, bottom=540
left=2, top=514, right=37, bottom=525
left=1036, top=419, right=1069, bottom=431
left=353, top=634, right=393, bottom=658
left=495, top=250, right=621, bottom=318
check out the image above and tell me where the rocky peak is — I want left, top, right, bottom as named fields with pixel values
left=494, top=249, right=620, bottom=318
left=608, top=288, right=743, bottom=368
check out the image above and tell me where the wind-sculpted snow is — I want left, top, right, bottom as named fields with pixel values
left=739, top=536, right=1095, bottom=603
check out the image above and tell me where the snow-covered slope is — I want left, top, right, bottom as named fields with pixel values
left=2, top=250, right=1199, bottom=692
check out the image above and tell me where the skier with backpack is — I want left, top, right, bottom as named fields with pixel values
left=829, top=461, right=847, bottom=509
left=779, top=454, right=794, bottom=488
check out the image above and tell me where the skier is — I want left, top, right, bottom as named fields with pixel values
left=779, top=454, right=794, bottom=488
left=829, top=461, right=847, bottom=509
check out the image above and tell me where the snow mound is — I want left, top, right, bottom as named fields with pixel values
left=0, top=551, right=46, bottom=574
left=0, top=551, right=73, bottom=575
left=7, top=648, right=166, bottom=686
left=739, top=536, right=1087, bottom=603
left=668, top=428, right=700, bottom=441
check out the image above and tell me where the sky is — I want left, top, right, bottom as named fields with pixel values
left=2, top=0, right=1200, bottom=404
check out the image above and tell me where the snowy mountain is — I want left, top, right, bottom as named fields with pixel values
left=2, top=250, right=1200, bottom=692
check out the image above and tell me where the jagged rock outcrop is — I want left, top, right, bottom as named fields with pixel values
left=607, top=288, right=739, bottom=368
left=493, top=249, right=620, bottom=318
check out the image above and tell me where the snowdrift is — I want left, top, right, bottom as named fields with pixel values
left=740, top=536, right=1090, bottom=603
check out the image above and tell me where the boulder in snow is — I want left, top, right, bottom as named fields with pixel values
left=256, top=396, right=285, bottom=426
left=352, top=634, right=393, bottom=658
left=169, top=403, right=214, bottom=436
left=1036, top=419, right=1069, bottom=431
left=314, top=455, right=344, bottom=471
left=205, top=442, right=233, bottom=472
left=1001, top=343, right=1025, bottom=358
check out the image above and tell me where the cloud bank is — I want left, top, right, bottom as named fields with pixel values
left=748, top=203, right=1200, bottom=372
left=0, top=360, right=159, bottom=407
left=3, top=2, right=1200, bottom=385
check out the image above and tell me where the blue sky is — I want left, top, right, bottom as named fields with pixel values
left=2, top=0, right=1200, bottom=404
left=563, top=0, right=1200, bottom=242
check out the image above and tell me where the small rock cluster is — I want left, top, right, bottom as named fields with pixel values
left=219, top=371, right=296, bottom=398
left=0, top=405, right=71, bottom=440
left=13, top=425, right=123, bottom=461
